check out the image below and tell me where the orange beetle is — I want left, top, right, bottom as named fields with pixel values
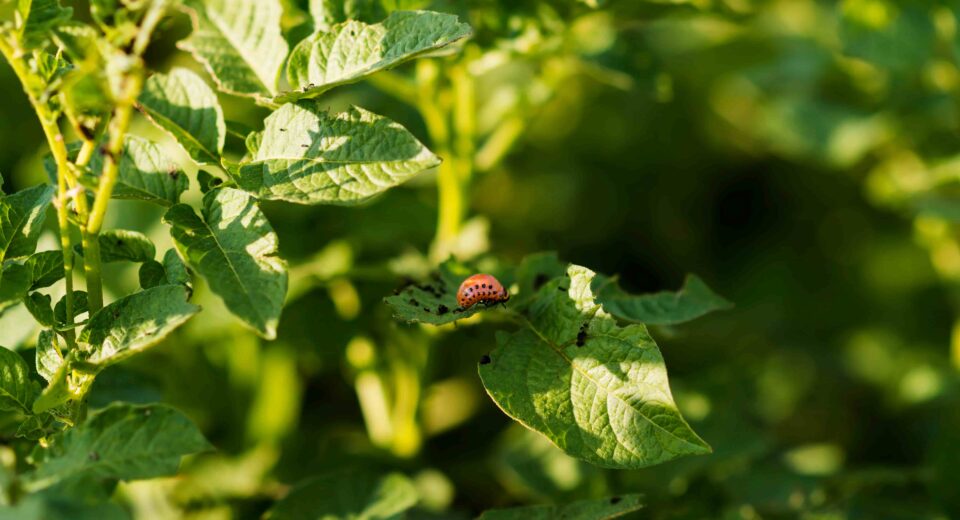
left=457, top=274, right=509, bottom=309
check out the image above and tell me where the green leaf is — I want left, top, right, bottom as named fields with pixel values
left=0, top=259, right=33, bottom=313
left=25, top=292, right=55, bottom=327
left=593, top=274, right=732, bottom=325
left=36, top=329, right=63, bottom=382
left=0, top=493, right=130, bottom=520
left=28, top=250, right=65, bottom=290
left=138, top=260, right=165, bottom=289
left=236, top=103, right=439, bottom=205
left=54, top=291, right=88, bottom=325
left=384, top=258, right=491, bottom=325
left=164, top=188, right=287, bottom=338
left=32, top=352, right=89, bottom=414
left=266, top=471, right=418, bottom=520
left=476, top=495, right=644, bottom=520
left=0, top=184, right=55, bottom=261
left=280, top=10, right=471, bottom=101
left=77, top=285, right=199, bottom=367
left=478, top=265, right=711, bottom=469
left=17, top=0, right=73, bottom=49
left=138, top=68, right=226, bottom=165
left=25, top=403, right=211, bottom=492
left=95, top=230, right=156, bottom=263
left=85, top=136, right=188, bottom=206
left=0, top=346, right=33, bottom=412
left=162, top=249, right=191, bottom=286
left=178, top=0, right=289, bottom=98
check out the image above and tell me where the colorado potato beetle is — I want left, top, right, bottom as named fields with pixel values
left=457, top=274, right=509, bottom=309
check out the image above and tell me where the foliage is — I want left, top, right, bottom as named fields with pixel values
left=3, top=0, right=955, bottom=518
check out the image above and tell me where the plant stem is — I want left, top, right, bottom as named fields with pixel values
left=84, top=72, right=143, bottom=313
left=0, top=39, right=83, bottom=344
left=417, top=61, right=461, bottom=261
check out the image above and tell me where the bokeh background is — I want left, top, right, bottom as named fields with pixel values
left=4, top=0, right=960, bottom=518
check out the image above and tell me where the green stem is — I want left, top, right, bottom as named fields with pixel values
left=84, top=72, right=142, bottom=313
left=417, top=61, right=461, bottom=261
left=0, top=39, right=80, bottom=344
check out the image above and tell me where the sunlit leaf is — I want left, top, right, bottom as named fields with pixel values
left=164, top=188, right=287, bottom=338
left=36, top=329, right=63, bottom=383
left=478, top=265, right=711, bottom=469
left=85, top=137, right=188, bottom=206
left=236, top=102, right=439, bottom=204
left=77, top=285, right=199, bottom=367
left=266, top=472, right=418, bottom=520
left=138, top=68, right=226, bottom=165
left=280, top=10, right=471, bottom=101
left=178, top=0, right=288, bottom=98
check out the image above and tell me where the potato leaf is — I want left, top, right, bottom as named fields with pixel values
left=236, top=102, right=439, bottom=205
left=139, top=68, right=226, bottom=165
left=164, top=188, right=287, bottom=338
left=280, top=10, right=471, bottom=101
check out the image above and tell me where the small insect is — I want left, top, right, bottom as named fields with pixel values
left=576, top=322, right=589, bottom=347
left=457, top=273, right=509, bottom=309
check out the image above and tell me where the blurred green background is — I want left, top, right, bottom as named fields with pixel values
left=5, top=0, right=960, bottom=518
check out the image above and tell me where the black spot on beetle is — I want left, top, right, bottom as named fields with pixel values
left=610, top=496, right=622, bottom=505
left=479, top=355, right=491, bottom=365
left=423, top=308, right=431, bottom=313
left=437, top=304, right=449, bottom=315
left=279, top=128, right=286, bottom=132
left=558, top=286, right=567, bottom=291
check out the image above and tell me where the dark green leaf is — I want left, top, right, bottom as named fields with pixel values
left=139, top=68, right=226, bottom=165
left=593, top=274, right=732, bottom=325
left=197, top=170, right=224, bottom=193
left=0, top=259, right=33, bottom=313
left=476, top=494, right=644, bottom=520
left=25, top=403, right=211, bottom=492
left=478, top=265, right=711, bottom=469
left=162, top=249, right=191, bottom=286
left=384, top=258, right=489, bottom=325
left=0, top=184, right=55, bottom=261
left=25, top=292, right=55, bottom=327
left=55, top=291, right=88, bottom=325
left=96, top=229, right=156, bottom=263
left=266, top=471, right=418, bottom=520
left=164, top=188, right=287, bottom=338
left=28, top=251, right=65, bottom=290
left=178, top=0, right=289, bottom=98
left=281, top=11, right=471, bottom=101
left=138, top=260, right=165, bottom=289
left=77, top=285, right=199, bottom=367
left=0, top=346, right=34, bottom=412
left=236, top=103, right=439, bottom=205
